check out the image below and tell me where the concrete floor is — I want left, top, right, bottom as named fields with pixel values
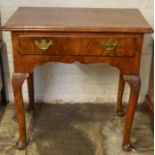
left=0, top=103, right=153, bottom=155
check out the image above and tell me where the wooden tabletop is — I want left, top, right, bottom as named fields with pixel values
left=2, top=7, right=153, bottom=33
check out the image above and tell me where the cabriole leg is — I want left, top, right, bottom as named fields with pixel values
left=122, top=75, right=140, bottom=151
left=12, top=73, right=29, bottom=149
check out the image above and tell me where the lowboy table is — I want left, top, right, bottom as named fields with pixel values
left=2, top=7, right=153, bottom=151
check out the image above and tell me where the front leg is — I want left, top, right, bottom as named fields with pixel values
left=122, top=75, right=140, bottom=151
left=12, top=73, right=29, bottom=149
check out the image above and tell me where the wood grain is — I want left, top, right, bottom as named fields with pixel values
left=2, top=7, right=153, bottom=33
left=2, top=7, right=153, bottom=151
left=12, top=32, right=144, bottom=76
left=18, top=33, right=136, bottom=57
left=12, top=73, right=28, bottom=149
left=123, top=75, right=141, bottom=151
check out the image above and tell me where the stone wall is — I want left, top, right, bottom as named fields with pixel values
left=0, top=0, right=154, bottom=104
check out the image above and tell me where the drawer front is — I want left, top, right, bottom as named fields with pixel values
left=18, top=35, right=136, bottom=57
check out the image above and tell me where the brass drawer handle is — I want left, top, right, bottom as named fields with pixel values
left=34, top=39, right=53, bottom=51
left=101, top=40, right=118, bottom=51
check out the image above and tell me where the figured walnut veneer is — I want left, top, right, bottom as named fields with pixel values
left=2, top=7, right=153, bottom=151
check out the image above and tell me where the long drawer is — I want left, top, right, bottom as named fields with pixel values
left=17, top=34, right=137, bottom=57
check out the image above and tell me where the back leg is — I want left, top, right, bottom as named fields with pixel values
left=117, top=73, right=125, bottom=116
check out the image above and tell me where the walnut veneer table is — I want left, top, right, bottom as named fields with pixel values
left=2, top=7, right=153, bottom=151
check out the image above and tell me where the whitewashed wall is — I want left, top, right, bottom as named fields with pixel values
left=0, top=0, right=154, bottom=104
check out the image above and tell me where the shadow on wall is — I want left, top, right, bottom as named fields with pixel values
left=1, top=43, right=10, bottom=102
left=0, top=10, right=10, bottom=104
